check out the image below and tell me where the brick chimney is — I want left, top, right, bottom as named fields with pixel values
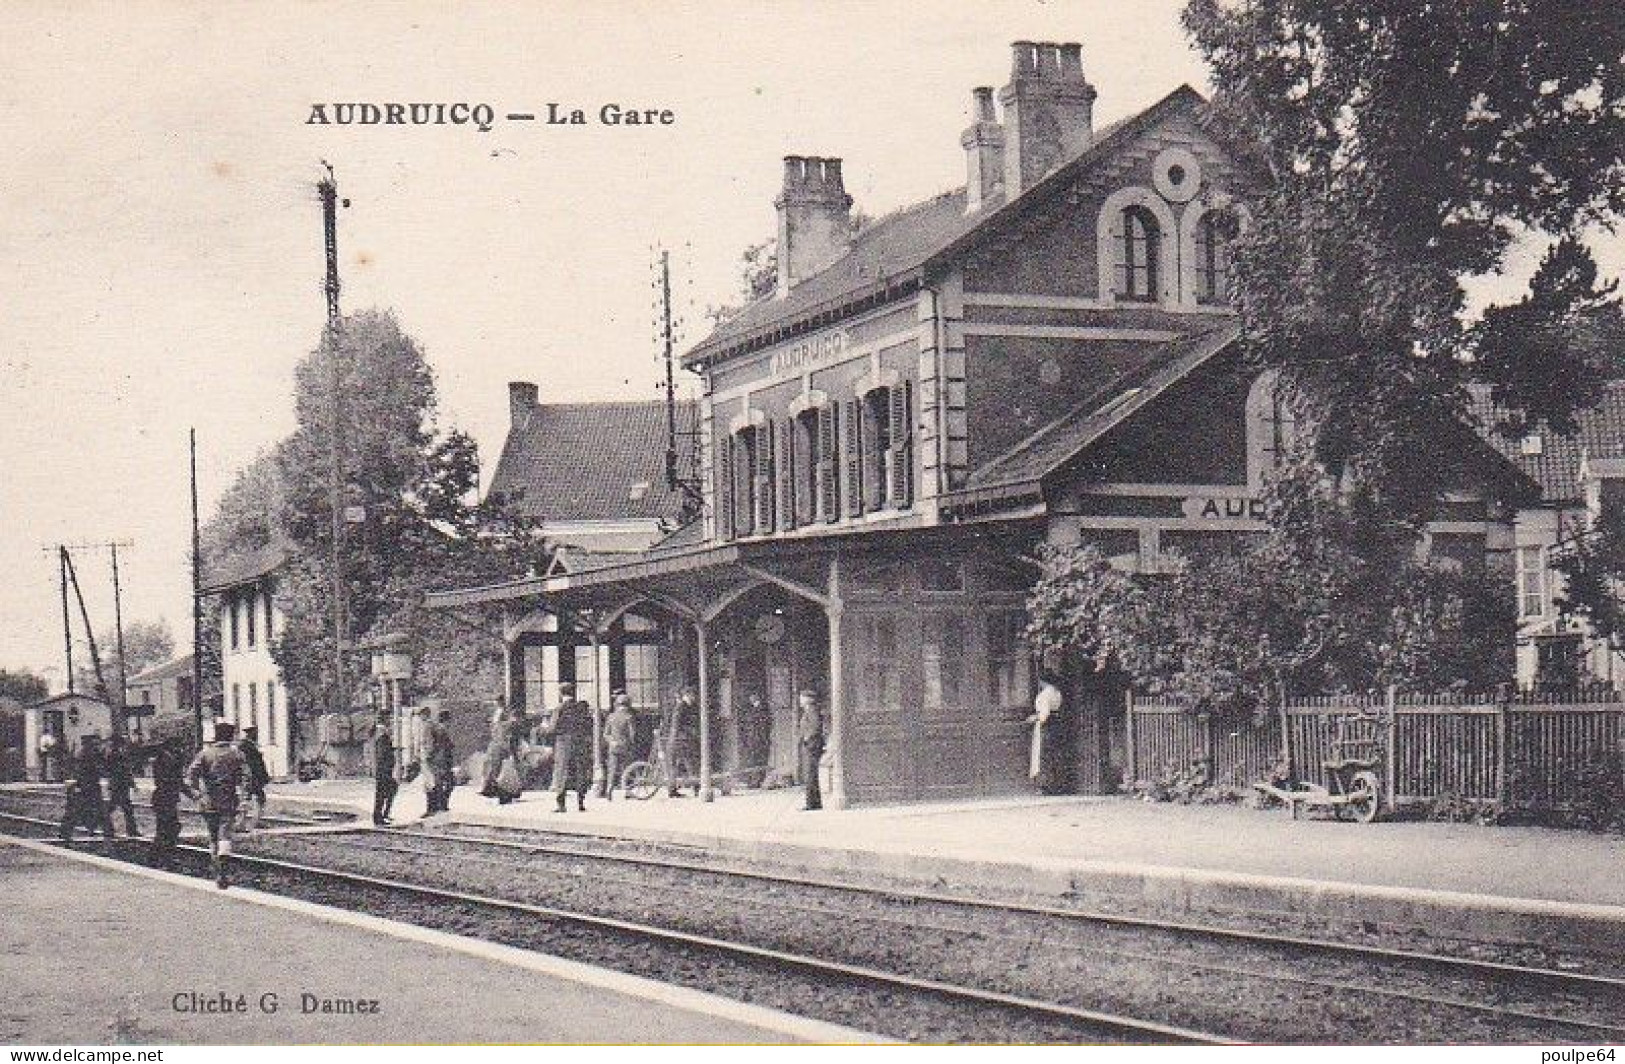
left=998, top=41, right=1096, bottom=195
left=508, top=381, right=538, bottom=429
left=776, top=156, right=854, bottom=296
left=960, top=87, right=1006, bottom=213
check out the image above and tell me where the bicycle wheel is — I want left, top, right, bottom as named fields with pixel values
left=621, top=761, right=657, bottom=801
left=1346, top=770, right=1380, bottom=824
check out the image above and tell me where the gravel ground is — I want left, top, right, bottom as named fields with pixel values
left=231, top=828, right=1625, bottom=1045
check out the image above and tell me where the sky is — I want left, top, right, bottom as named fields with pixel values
left=0, top=1, right=1618, bottom=687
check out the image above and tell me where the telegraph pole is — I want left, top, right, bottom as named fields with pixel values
left=317, top=161, right=348, bottom=717
left=59, top=549, right=74, bottom=695
left=110, top=542, right=130, bottom=739
left=190, top=428, right=205, bottom=749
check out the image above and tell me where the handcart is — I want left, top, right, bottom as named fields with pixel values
left=1254, top=709, right=1385, bottom=823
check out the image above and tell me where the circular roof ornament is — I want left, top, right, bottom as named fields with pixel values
left=1152, top=147, right=1202, bottom=203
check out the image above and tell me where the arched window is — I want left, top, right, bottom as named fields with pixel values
left=1117, top=206, right=1160, bottom=303
left=1194, top=209, right=1238, bottom=305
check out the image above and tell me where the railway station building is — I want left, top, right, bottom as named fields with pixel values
left=429, top=42, right=1539, bottom=806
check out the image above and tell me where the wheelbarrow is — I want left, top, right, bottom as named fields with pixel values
left=1253, top=710, right=1385, bottom=823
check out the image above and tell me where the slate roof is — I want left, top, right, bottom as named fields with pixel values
left=199, top=543, right=287, bottom=595
left=127, top=654, right=195, bottom=686
left=965, top=323, right=1243, bottom=491
left=1476, top=381, right=1625, bottom=506
left=687, top=87, right=1208, bottom=365
left=488, top=400, right=699, bottom=524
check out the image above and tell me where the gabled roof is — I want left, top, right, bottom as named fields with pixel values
left=488, top=400, right=698, bottom=524
left=686, top=86, right=1210, bottom=366
left=199, top=543, right=287, bottom=595
left=1477, top=381, right=1625, bottom=506
left=127, top=654, right=194, bottom=686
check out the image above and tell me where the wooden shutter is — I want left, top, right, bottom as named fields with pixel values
left=843, top=399, right=864, bottom=518
left=887, top=381, right=914, bottom=508
left=752, top=423, right=775, bottom=534
left=863, top=393, right=885, bottom=513
left=715, top=431, right=734, bottom=541
left=817, top=404, right=839, bottom=523
left=733, top=433, right=753, bottom=537
left=777, top=419, right=796, bottom=532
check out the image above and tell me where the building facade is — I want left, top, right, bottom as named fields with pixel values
left=430, top=41, right=1532, bottom=806
left=124, top=653, right=196, bottom=736
left=200, top=545, right=292, bottom=777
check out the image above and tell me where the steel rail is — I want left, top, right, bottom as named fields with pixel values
left=0, top=812, right=1228, bottom=1045
left=269, top=826, right=1625, bottom=1041
left=392, top=822, right=1625, bottom=994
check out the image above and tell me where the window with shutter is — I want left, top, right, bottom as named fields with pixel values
left=715, top=437, right=733, bottom=540
left=887, top=381, right=913, bottom=508
left=778, top=418, right=796, bottom=532
left=733, top=432, right=754, bottom=537
left=792, top=411, right=814, bottom=526
left=752, top=423, right=774, bottom=534
left=843, top=399, right=864, bottom=518
left=862, top=389, right=888, bottom=513
left=818, top=404, right=839, bottom=523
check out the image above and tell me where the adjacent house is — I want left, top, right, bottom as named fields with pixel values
left=124, top=652, right=197, bottom=737
left=23, top=692, right=113, bottom=782
left=198, top=543, right=292, bottom=777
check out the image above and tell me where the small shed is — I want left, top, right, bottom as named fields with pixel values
left=24, top=693, right=114, bottom=782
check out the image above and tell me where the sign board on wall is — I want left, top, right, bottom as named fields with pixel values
left=1181, top=495, right=1267, bottom=521
left=769, top=329, right=851, bottom=377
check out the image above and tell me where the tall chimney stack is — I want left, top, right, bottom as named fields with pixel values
left=508, top=381, right=538, bottom=429
left=960, top=87, right=1006, bottom=213
left=998, top=41, right=1096, bottom=196
left=776, top=155, right=854, bottom=296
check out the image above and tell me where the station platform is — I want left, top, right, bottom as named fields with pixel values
left=0, top=835, right=871, bottom=1045
left=258, top=778, right=1625, bottom=956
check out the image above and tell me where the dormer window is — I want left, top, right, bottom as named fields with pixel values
left=1193, top=209, right=1239, bottom=305
left=1116, top=206, right=1160, bottom=303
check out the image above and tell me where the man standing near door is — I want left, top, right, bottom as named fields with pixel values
left=795, top=688, right=825, bottom=811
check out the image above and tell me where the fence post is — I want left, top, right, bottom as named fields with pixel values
left=1384, top=685, right=1398, bottom=813
left=1494, top=682, right=1511, bottom=807
left=1276, top=679, right=1292, bottom=781
left=1123, top=688, right=1136, bottom=788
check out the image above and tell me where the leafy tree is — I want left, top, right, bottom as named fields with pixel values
left=706, top=210, right=873, bottom=325
left=0, top=669, right=49, bottom=704
left=1183, top=0, right=1625, bottom=526
left=1555, top=501, right=1625, bottom=649
left=201, top=450, right=284, bottom=567
left=270, top=310, right=546, bottom=718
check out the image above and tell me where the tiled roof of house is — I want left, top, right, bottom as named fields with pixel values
left=1476, top=381, right=1625, bottom=505
left=199, top=543, right=287, bottom=595
left=489, top=400, right=699, bottom=524
left=127, top=653, right=195, bottom=686
left=687, top=88, right=1206, bottom=364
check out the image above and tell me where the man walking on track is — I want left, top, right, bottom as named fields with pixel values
left=58, top=733, right=114, bottom=841
left=238, top=726, right=271, bottom=830
left=796, top=689, right=826, bottom=812
left=147, top=735, right=192, bottom=863
left=187, top=720, right=247, bottom=889
left=104, top=733, right=141, bottom=838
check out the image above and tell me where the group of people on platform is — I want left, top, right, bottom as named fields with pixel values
left=472, top=683, right=829, bottom=812
left=57, top=719, right=271, bottom=889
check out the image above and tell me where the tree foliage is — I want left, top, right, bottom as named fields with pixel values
left=1183, top=0, right=1625, bottom=525
left=77, top=618, right=175, bottom=694
left=269, top=310, right=546, bottom=718
left=1555, top=501, right=1625, bottom=648
left=0, top=669, right=49, bottom=704
left=1027, top=460, right=1514, bottom=717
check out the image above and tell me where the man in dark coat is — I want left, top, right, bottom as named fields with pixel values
left=796, top=689, right=826, bottom=811
left=660, top=685, right=699, bottom=798
left=147, top=735, right=192, bottom=862
left=58, top=734, right=114, bottom=840
left=187, top=720, right=246, bottom=888
left=422, top=708, right=456, bottom=815
left=104, top=733, right=141, bottom=837
left=549, top=683, right=593, bottom=812
left=371, top=717, right=397, bottom=825
left=238, top=726, right=271, bottom=829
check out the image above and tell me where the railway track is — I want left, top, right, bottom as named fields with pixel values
left=0, top=788, right=343, bottom=832
left=0, top=809, right=1223, bottom=1044
left=7, top=797, right=1624, bottom=1044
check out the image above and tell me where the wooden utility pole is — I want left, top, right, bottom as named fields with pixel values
left=59, top=548, right=74, bottom=694
left=110, top=542, right=131, bottom=739
left=317, top=161, right=348, bottom=718
left=191, top=428, right=206, bottom=749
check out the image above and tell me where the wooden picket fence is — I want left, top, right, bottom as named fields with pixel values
left=1127, top=687, right=1625, bottom=811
